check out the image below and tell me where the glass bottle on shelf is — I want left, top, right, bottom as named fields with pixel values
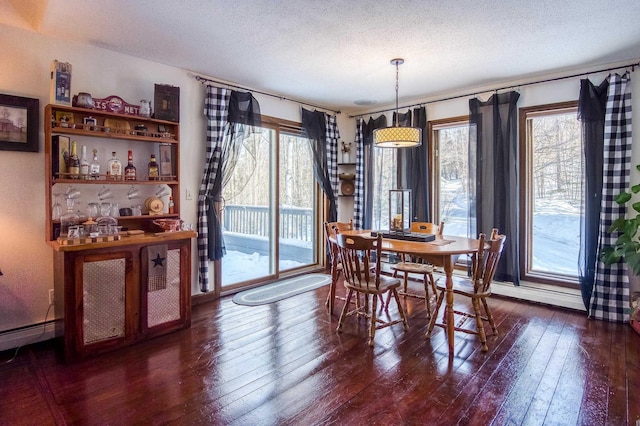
left=89, top=149, right=100, bottom=180
left=68, top=141, right=80, bottom=179
left=124, top=150, right=137, bottom=181
left=107, top=151, right=122, bottom=180
left=148, top=154, right=159, bottom=180
left=80, top=145, right=89, bottom=179
left=168, top=196, right=175, bottom=214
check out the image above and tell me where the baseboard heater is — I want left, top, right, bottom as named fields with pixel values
left=0, top=321, right=57, bottom=352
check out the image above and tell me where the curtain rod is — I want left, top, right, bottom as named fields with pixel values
left=194, top=75, right=341, bottom=115
left=349, top=60, right=640, bottom=119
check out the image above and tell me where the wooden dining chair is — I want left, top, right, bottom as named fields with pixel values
left=426, top=229, right=506, bottom=351
left=387, top=221, right=444, bottom=317
left=335, top=232, right=409, bottom=346
left=324, top=220, right=353, bottom=313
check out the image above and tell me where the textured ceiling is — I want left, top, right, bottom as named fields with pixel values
left=2, top=0, right=640, bottom=113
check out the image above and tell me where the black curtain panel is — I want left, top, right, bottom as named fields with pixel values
left=302, top=108, right=338, bottom=222
left=469, top=91, right=521, bottom=285
left=577, top=78, right=608, bottom=310
left=197, top=88, right=262, bottom=292
left=396, top=107, right=430, bottom=222
left=358, top=115, right=387, bottom=230
left=206, top=90, right=262, bottom=260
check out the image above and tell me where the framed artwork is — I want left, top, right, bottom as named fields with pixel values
left=83, top=116, right=97, bottom=131
left=154, top=84, right=180, bottom=122
left=0, top=94, right=39, bottom=152
left=55, top=111, right=75, bottom=128
left=159, top=144, right=173, bottom=179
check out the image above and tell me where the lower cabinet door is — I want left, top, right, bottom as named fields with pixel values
left=75, top=250, right=137, bottom=354
left=141, top=241, right=190, bottom=335
left=82, top=256, right=126, bottom=344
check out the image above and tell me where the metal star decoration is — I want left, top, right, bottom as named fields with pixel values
left=152, top=253, right=166, bottom=268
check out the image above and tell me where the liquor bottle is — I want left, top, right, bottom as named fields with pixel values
left=79, top=145, right=90, bottom=179
left=148, top=154, right=159, bottom=180
left=68, top=141, right=80, bottom=179
left=89, top=149, right=100, bottom=179
left=124, top=150, right=137, bottom=181
left=168, top=196, right=175, bottom=214
left=107, top=151, right=122, bottom=180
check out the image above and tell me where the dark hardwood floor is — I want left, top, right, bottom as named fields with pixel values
left=2, top=277, right=639, bottom=425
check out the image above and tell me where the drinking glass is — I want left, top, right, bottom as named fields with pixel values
left=52, top=192, right=63, bottom=220
left=86, top=202, right=100, bottom=218
left=127, top=186, right=141, bottom=200
left=65, top=186, right=81, bottom=200
left=155, top=186, right=171, bottom=198
left=100, top=202, right=111, bottom=217
left=98, top=186, right=113, bottom=201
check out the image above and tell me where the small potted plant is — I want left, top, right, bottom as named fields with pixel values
left=600, top=164, right=640, bottom=276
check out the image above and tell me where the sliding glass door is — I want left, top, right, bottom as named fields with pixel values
left=219, top=120, right=318, bottom=290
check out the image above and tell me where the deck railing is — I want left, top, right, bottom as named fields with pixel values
left=222, top=204, right=314, bottom=242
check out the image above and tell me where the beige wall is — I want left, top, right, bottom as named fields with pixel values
left=0, top=24, right=353, bottom=343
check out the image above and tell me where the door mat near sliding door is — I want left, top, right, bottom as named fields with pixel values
left=232, top=274, right=331, bottom=306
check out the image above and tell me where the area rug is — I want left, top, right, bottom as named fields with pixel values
left=232, top=273, right=331, bottom=306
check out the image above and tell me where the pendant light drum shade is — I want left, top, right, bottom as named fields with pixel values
left=373, top=58, right=422, bottom=148
left=373, top=126, right=422, bottom=148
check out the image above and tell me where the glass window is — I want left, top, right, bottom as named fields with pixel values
left=220, top=119, right=318, bottom=289
left=371, top=148, right=397, bottom=231
left=520, top=102, right=581, bottom=285
left=431, top=118, right=470, bottom=238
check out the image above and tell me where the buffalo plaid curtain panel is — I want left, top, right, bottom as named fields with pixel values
left=591, top=72, right=632, bottom=321
left=198, top=86, right=230, bottom=292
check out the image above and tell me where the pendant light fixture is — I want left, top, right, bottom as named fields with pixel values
left=373, top=58, right=422, bottom=148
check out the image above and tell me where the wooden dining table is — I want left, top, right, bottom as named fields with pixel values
left=339, top=230, right=480, bottom=355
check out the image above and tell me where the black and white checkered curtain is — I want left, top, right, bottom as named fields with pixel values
left=325, top=114, right=340, bottom=204
left=197, top=86, right=230, bottom=292
left=302, top=109, right=339, bottom=222
left=591, top=72, right=632, bottom=321
left=353, top=119, right=365, bottom=229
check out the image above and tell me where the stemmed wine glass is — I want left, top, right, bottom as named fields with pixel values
left=52, top=192, right=63, bottom=220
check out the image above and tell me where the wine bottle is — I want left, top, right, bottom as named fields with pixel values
left=107, top=151, right=122, bottom=180
left=89, top=149, right=100, bottom=179
left=80, top=145, right=89, bottom=179
left=124, top=150, right=137, bottom=181
left=148, top=154, right=159, bottom=180
left=68, top=141, right=80, bottom=179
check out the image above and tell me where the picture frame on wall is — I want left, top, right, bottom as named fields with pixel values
left=0, top=94, right=39, bottom=152
left=154, top=84, right=180, bottom=122
left=159, top=144, right=173, bottom=180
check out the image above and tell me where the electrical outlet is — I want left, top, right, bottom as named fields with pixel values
left=48, top=289, right=55, bottom=305
left=186, top=189, right=193, bottom=200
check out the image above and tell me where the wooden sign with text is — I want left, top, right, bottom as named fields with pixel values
left=92, top=95, right=140, bottom=116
